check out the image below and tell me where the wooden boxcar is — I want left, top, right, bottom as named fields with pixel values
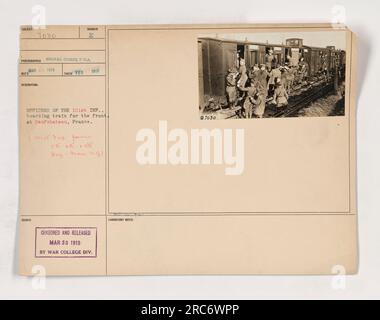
left=198, top=36, right=344, bottom=100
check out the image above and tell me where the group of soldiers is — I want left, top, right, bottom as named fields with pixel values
left=225, top=50, right=309, bottom=119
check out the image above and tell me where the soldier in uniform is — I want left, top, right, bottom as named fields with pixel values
left=272, top=79, right=289, bottom=108
left=267, top=66, right=282, bottom=97
left=272, top=66, right=282, bottom=83
left=257, top=64, right=268, bottom=98
left=267, top=66, right=275, bottom=97
left=248, top=64, right=260, bottom=82
left=254, top=67, right=268, bottom=118
left=265, top=49, right=276, bottom=69
left=226, top=67, right=239, bottom=108
left=254, top=89, right=266, bottom=118
left=238, top=59, right=248, bottom=89
left=299, top=57, right=309, bottom=82
left=237, top=59, right=249, bottom=106
left=239, top=80, right=260, bottom=119
left=284, top=66, right=296, bottom=94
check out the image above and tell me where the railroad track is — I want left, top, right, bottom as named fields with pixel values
left=272, top=82, right=335, bottom=118
left=201, top=80, right=335, bottom=120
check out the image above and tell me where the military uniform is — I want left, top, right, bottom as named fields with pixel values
left=226, top=70, right=238, bottom=107
left=299, top=60, right=309, bottom=81
left=256, top=69, right=268, bottom=94
left=273, top=85, right=289, bottom=108
left=238, top=64, right=248, bottom=89
left=272, top=67, right=282, bottom=82
left=265, top=53, right=276, bottom=69
left=240, top=80, right=265, bottom=118
left=283, top=67, right=296, bottom=94
left=240, top=84, right=257, bottom=119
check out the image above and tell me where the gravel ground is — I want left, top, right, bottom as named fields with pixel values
left=202, top=92, right=345, bottom=118
left=298, top=94, right=344, bottom=117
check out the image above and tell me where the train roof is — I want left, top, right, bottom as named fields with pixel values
left=198, top=37, right=341, bottom=51
left=198, top=36, right=291, bottom=48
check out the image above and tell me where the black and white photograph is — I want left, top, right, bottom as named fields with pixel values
left=198, top=31, right=347, bottom=119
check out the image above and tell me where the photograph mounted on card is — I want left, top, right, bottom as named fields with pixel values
left=18, top=24, right=358, bottom=276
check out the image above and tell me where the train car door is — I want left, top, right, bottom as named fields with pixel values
left=327, top=50, right=332, bottom=74
left=243, top=44, right=250, bottom=68
left=259, top=45, right=266, bottom=65
left=302, top=48, right=311, bottom=76
left=331, top=50, right=336, bottom=70
left=200, top=39, right=211, bottom=96
left=237, top=44, right=245, bottom=63
left=207, top=39, right=226, bottom=97
left=248, top=44, right=259, bottom=67
left=285, top=47, right=292, bottom=64
left=274, top=47, right=282, bottom=66
left=309, top=49, right=316, bottom=75
left=221, top=42, right=238, bottom=95
left=198, top=41, right=204, bottom=109
left=249, top=50, right=258, bottom=66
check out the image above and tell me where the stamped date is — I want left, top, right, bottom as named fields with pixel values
left=35, top=227, right=97, bottom=258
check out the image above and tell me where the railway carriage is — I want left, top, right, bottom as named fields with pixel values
left=198, top=36, right=345, bottom=101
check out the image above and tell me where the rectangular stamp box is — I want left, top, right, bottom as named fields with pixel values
left=35, top=227, right=98, bottom=258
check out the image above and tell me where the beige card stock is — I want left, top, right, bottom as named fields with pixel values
left=18, top=24, right=358, bottom=276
